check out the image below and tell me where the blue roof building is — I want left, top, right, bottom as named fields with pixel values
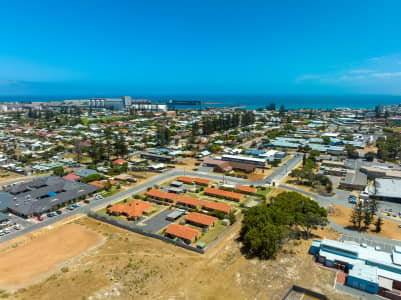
left=310, top=238, right=401, bottom=295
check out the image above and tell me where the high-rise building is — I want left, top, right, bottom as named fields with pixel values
left=122, top=96, right=132, bottom=107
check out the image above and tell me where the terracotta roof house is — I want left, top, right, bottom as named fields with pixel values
left=164, top=223, right=201, bottom=244
left=177, top=176, right=211, bottom=186
left=62, top=173, right=81, bottom=181
left=193, top=177, right=211, bottom=186
left=185, top=212, right=217, bottom=228
left=177, top=176, right=194, bottom=184
left=176, top=196, right=201, bottom=209
left=235, top=185, right=257, bottom=194
left=146, top=189, right=177, bottom=203
left=107, top=200, right=153, bottom=221
left=204, top=187, right=243, bottom=202
left=201, top=201, right=231, bottom=215
left=88, top=180, right=107, bottom=188
left=113, top=158, right=128, bottom=165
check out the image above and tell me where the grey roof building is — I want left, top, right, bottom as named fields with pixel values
left=369, top=178, right=401, bottom=201
left=5, top=176, right=98, bottom=217
left=73, top=168, right=99, bottom=178
left=0, top=191, right=13, bottom=212
left=340, top=171, right=367, bottom=191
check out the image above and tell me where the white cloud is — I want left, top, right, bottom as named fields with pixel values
left=372, top=72, right=401, bottom=78
left=348, top=69, right=373, bottom=74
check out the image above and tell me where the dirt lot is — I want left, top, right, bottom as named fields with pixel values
left=328, top=204, right=401, bottom=240
left=11, top=216, right=356, bottom=300
left=0, top=217, right=103, bottom=291
left=357, top=144, right=377, bottom=155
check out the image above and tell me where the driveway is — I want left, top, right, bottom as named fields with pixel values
left=135, top=209, right=174, bottom=234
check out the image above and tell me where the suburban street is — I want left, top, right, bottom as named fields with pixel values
left=2, top=153, right=401, bottom=249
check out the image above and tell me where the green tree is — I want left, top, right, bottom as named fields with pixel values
left=53, top=166, right=65, bottom=177
left=375, top=217, right=384, bottom=233
left=272, top=192, right=328, bottom=239
left=240, top=205, right=288, bottom=259
left=322, top=136, right=331, bottom=145
left=350, top=202, right=363, bottom=231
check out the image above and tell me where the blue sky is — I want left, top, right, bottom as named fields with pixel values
left=1, top=0, right=401, bottom=95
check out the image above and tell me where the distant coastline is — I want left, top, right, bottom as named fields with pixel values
left=0, top=94, right=399, bottom=110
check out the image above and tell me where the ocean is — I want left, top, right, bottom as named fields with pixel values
left=0, top=94, right=400, bottom=110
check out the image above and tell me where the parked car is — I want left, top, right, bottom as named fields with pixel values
left=56, top=210, right=62, bottom=215
left=14, top=224, right=21, bottom=230
left=84, top=199, right=90, bottom=204
left=3, top=229, right=10, bottom=234
left=0, top=231, right=4, bottom=236
left=37, top=216, right=43, bottom=221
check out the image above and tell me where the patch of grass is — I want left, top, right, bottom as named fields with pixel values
left=256, top=187, right=271, bottom=197
left=61, top=267, right=69, bottom=273
left=197, top=220, right=228, bottom=246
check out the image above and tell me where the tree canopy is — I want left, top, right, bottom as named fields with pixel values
left=240, top=191, right=328, bottom=259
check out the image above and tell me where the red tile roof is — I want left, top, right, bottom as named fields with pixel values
left=113, top=158, right=127, bottom=165
left=235, top=185, right=257, bottom=194
left=146, top=189, right=177, bottom=202
left=107, top=200, right=152, bottom=218
left=186, top=212, right=217, bottom=226
left=177, top=176, right=194, bottom=184
left=201, top=201, right=231, bottom=214
left=194, top=177, right=211, bottom=185
left=176, top=196, right=201, bottom=207
left=205, top=187, right=243, bottom=200
left=165, top=224, right=200, bottom=241
left=177, top=176, right=210, bottom=185
left=62, top=173, right=81, bottom=181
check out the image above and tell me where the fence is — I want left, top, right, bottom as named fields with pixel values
left=281, top=285, right=327, bottom=300
left=88, top=211, right=205, bottom=254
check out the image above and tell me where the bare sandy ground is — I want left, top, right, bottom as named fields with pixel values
left=0, top=222, right=103, bottom=290
left=329, top=204, right=401, bottom=240
left=11, top=216, right=356, bottom=300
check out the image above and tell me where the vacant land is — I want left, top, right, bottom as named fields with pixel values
left=0, top=221, right=103, bottom=290
left=328, top=204, right=401, bottom=240
left=11, top=216, right=355, bottom=300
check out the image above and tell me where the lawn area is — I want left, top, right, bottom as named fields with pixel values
left=197, top=220, right=228, bottom=246
left=256, top=187, right=271, bottom=198
left=102, top=186, right=120, bottom=198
